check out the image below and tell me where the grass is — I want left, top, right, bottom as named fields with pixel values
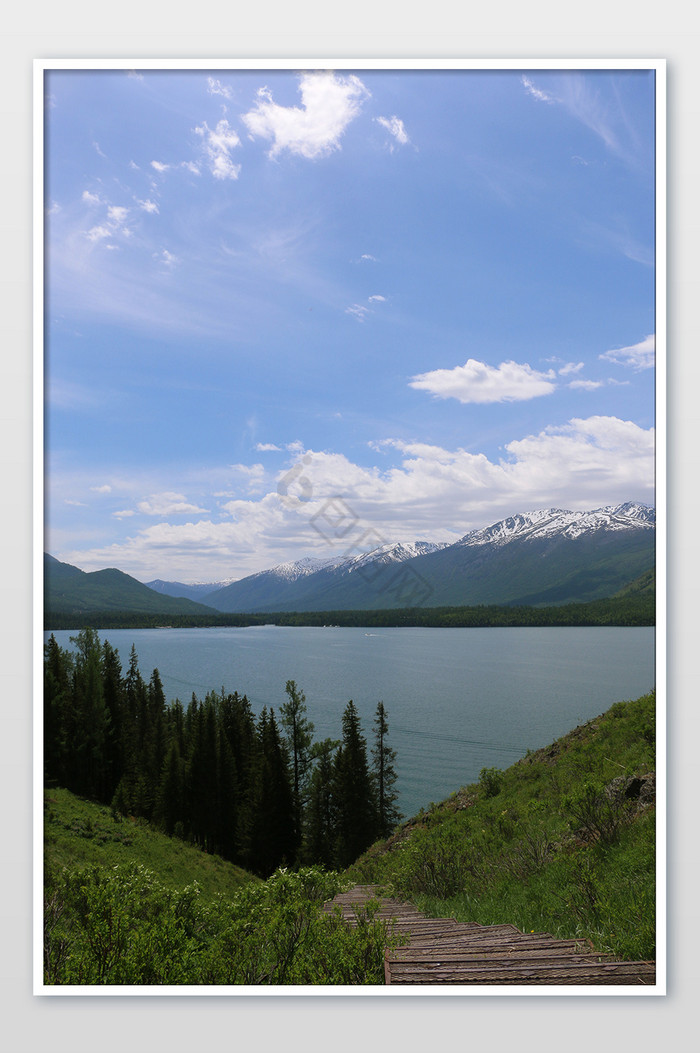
left=44, top=787, right=255, bottom=902
left=346, top=690, right=656, bottom=962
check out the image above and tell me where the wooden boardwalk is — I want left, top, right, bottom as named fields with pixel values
left=326, top=885, right=656, bottom=986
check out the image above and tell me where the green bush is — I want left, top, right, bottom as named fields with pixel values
left=44, top=863, right=395, bottom=986
left=479, top=767, right=503, bottom=798
left=562, top=779, right=633, bottom=845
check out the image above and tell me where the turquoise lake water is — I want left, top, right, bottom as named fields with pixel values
left=46, top=625, right=655, bottom=819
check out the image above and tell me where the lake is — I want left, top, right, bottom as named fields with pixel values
left=45, top=626, right=655, bottom=820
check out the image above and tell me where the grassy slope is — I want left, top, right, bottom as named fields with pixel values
left=346, top=690, right=656, bottom=962
left=44, top=690, right=656, bottom=966
left=44, top=788, right=256, bottom=902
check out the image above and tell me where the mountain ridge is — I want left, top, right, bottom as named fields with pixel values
left=44, top=554, right=216, bottom=617
left=46, top=502, right=655, bottom=618
left=203, top=502, right=655, bottom=613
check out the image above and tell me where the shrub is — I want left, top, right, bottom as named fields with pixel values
left=479, top=767, right=503, bottom=798
left=562, top=779, right=634, bottom=845
left=44, top=863, right=394, bottom=986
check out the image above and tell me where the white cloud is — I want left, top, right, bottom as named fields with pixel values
left=230, top=463, right=266, bottom=490
left=346, top=294, right=386, bottom=320
left=195, top=119, right=242, bottom=180
left=568, top=379, right=604, bottom=390
left=558, top=361, right=584, bottom=376
left=137, top=492, right=210, bottom=516
left=90, top=484, right=112, bottom=494
left=138, top=199, right=159, bottom=214
left=59, top=415, right=653, bottom=581
left=242, top=71, right=369, bottom=160
left=522, top=76, right=555, bottom=104
left=85, top=225, right=112, bottom=243
left=523, top=73, right=648, bottom=167
left=153, top=248, right=179, bottom=268
left=151, top=160, right=170, bottom=173
left=82, top=190, right=101, bottom=205
left=360, top=254, right=377, bottom=262
left=599, top=333, right=655, bottom=371
left=107, top=206, right=129, bottom=224
left=113, top=509, right=135, bottom=519
left=181, top=161, right=201, bottom=175
left=409, top=359, right=557, bottom=404
left=376, top=115, right=410, bottom=151
left=207, top=76, right=233, bottom=99
left=83, top=200, right=132, bottom=245
left=256, top=442, right=282, bottom=452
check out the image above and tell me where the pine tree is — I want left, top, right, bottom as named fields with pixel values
left=218, top=691, right=257, bottom=864
left=44, top=634, right=74, bottom=787
left=372, top=701, right=402, bottom=838
left=100, top=641, right=125, bottom=802
left=70, top=628, right=110, bottom=801
left=303, top=737, right=339, bottom=867
left=249, top=707, right=295, bottom=876
left=112, top=646, right=148, bottom=816
left=155, top=739, right=185, bottom=836
left=279, top=679, right=315, bottom=859
left=333, top=701, right=376, bottom=868
left=215, top=723, right=238, bottom=861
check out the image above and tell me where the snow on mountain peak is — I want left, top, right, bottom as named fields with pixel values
left=265, top=541, right=449, bottom=582
left=265, top=555, right=349, bottom=582
left=457, top=503, right=655, bottom=548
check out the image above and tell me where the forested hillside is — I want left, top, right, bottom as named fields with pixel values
left=44, top=573, right=655, bottom=631
left=44, top=630, right=400, bottom=876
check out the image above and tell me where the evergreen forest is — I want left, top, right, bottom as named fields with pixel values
left=44, top=630, right=401, bottom=877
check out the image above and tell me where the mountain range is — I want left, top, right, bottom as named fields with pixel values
left=143, top=501, right=655, bottom=614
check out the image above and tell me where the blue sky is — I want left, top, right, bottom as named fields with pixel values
left=44, top=65, right=657, bottom=583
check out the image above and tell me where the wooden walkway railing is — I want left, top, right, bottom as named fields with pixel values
left=325, top=885, right=656, bottom=986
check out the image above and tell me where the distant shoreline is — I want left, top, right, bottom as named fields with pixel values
left=44, top=591, right=655, bottom=632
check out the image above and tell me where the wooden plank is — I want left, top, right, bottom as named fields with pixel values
left=390, top=948, right=611, bottom=964
left=387, top=961, right=656, bottom=985
left=396, top=936, right=584, bottom=949
left=327, top=886, right=655, bottom=988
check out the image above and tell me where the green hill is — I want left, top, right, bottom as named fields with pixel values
left=45, top=554, right=216, bottom=618
left=613, top=566, right=655, bottom=597
left=347, top=689, right=656, bottom=964
left=44, top=787, right=255, bottom=902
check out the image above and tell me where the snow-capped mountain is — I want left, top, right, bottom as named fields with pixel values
left=203, top=541, right=448, bottom=612
left=257, top=542, right=448, bottom=582
left=255, top=555, right=350, bottom=583
left=457, top=502, right=655, bottom=548
left=201, top=503, right=654, bottom=614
